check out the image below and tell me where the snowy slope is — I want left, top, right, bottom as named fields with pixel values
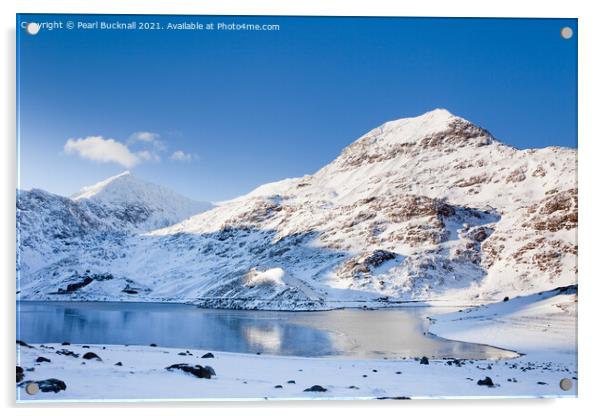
left=430, top=285, right=577, bottom=359
left=16, top=110, right=577, bottom=309
left=72, top=171, right=212, bottom=231
left=17, top=172, right=211, bottom=298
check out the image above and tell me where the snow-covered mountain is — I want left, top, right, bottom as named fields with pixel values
left=16, top=109, right=577, bottom=309
left=71, top=171, right=212, bottom=231
left=16, top=172, right=211, bottom=288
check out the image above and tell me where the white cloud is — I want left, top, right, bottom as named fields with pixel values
left=64, top=136, right=141, bottom=168
left=170, top=150, right=196, bottom=162
left=129, top=131, right=165, bottom=151
left=130, top=131, right=160, bottom=142
left=64, top=132, right=188, bottom=168
left=137, top=150, right=161, bottom=162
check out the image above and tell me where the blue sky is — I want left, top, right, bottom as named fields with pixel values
left=17, top=15, right=577, bottom=202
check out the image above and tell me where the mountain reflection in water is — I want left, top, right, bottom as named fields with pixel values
left=17, top=301, right=515, bottom=360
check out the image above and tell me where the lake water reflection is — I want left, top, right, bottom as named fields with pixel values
left=17, top=301, right=514, bottom=360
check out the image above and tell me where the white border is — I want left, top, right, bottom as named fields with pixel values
left=2, top=1, right=601, bottom=415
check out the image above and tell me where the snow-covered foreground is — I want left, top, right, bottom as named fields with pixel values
left=430, top=286, right=577, bottom=362
left=16, top=290, right=577, bottom=402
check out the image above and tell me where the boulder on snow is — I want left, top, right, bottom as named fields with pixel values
left=205, top=366, right=216, bottom=376
left=166, top=363, right=214, bottom=379
left=304, top=385, right=328, bottom=392
left=477, top=376, right=495, bottom=387
left=16, top=366, right=24, bottom=383
left=17, top=340, right=34, bottom=349
left=201, top=352, right=214, bottom=359
left=419, top=356, right=429, bottom=365
left=35, top=378, right=67, bottom=393
left=35, top=356, right=51, bottom=363
left=18, top=378, right=67, bottom=393
left=56, top=349, right=79, bottom=358
left=82, top=352, right=101, bottom=360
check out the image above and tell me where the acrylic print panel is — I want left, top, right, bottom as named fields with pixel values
left=16, top=14, right=578, bottom=401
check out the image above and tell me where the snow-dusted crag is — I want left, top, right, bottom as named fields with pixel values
left=17, top=110, right=577, bottom=309
left=17, top=172, right=211, bottom=297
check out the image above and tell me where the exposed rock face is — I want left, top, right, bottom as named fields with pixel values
left=17, top=109, right=577, bottom=309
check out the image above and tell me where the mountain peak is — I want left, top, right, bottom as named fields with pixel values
left=329, top=110, right=495, bottom=171
left=69, top=171, right=212, bottom=231
left=378, top=108, right=466, bottom=140
left=71, top=171, right=137, bottom=201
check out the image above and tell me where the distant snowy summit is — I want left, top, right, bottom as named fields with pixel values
left=17, top=110, right=577, bottom=310
left=71, top=171, right=212, bottom=231
left=16, top=172, right=212, bottom=280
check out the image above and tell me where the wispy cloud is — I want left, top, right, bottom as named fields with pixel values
left=64, top=136, right=142, bottom=168
left=170, top=150, right=197, bottom=162
left=128, top=131, right=166, bottom=151
left=137, top=150, right=161, bottom=162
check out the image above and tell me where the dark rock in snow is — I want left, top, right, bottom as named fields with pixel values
left=35, top=378, right=67, bottom=393
left=17, top=340, right=33, bottom=349
left=304, top=385, right=328, bottom=392
left=274, top=385, right=283, bottom=389
left=63, top=276, right=94, bottom=293
left=61, top=342, right=71, bottom=346
left=36, top=356, right=51, bottom=363
left=420, top=356, right=429, bottom=365
left=477, top=376, right=495, bottom=387
left=82, top=352, right=101, bottom=360
left=166, top=363, right=214, bottom=379
left=503, top=296, right=510, bottom=302
left=201, top=352, right=214, bottom=359
left=115, top=362, right=123, bottom=366
left=56, top=349, right=79, bottom=358
left=16, top=366, right=24, bottom=382
left=376, top=396, right=411, bottom=400
left=287, top=380, right=296, bottom=384
left=149, top=343, right=157, bottom=347
left=122, top=288, right=138, bottom=294
left=472, top=227, right=490, bottom=242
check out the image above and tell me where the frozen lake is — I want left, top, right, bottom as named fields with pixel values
left=16, top=301, right=514, bottom=360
